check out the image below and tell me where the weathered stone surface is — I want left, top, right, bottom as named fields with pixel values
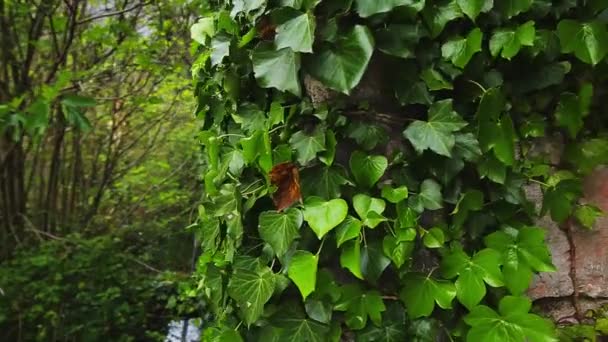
left=573, top=166, right=608, bottom=298
left=526, top=184, right=574, bottom=301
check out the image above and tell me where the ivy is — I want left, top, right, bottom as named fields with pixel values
left=190, top=0, right=608, bottom=340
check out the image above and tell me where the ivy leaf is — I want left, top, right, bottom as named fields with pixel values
left=305, top=299, right=333, bottom=324
left=301, top=166, right=349, bottom=199
left=574, top=205, right=603, bottom=229
left=361, top=241, right=391, bottom=282
left=356, top=302, right=407, bottom=341
left=400, top=273, right=456, bottom=319
left=554, top=92, right=584, bottom=138
left=227, top=264, right=276, bottom=326
left=383, top=236, right=414, bottom=268
left=484, top=227, right=556, bottom=294
left=355, top=0, right=421, bottom=17
left=489, top=21, right=535, bottom=59
left=421, top=68, right=453, bottom=91
left=376, top=23, right=427, bottom=59
left=345, top=121, right=388, bottom=150
left=541, top=180, right=581, bottom=223
left=442, top=28, right=483, bottom=68
left=404, top=99, right=467, bottom=157
left=289, top=128, right=326, bottom=165
left=564, top=138, right=608, bottom=174
left=319, top=130, right=337, bottom=166
left=452, top=190, right=484, bottom=228
left=276, top=12, right=316, bottom=53
left=477, top=154, right=506, bottom=184
left=335, top=284, right=386, bottom=330
left=410, top=179, right=443, bottom=211
left=441, top=249, right=504, bottom=309
left=252, top=43, right=301, bottom=96
left=349, top=151, right=388, bottom=188
left=274, top=309, right=330, bottom=341
left=288, top=251, right=318, bottom=300
left=464, top=296, right=556, bottom=342
left=279, top=0, right=321, bottom=10
left=381, top=185, right=409, bottom=203
left=336, top=216, right=363, bottom=248
left=453, top=133, right=482, bottom=162
left=496, top=0, right=533, bottom=18
left=341, top=240, right=363, bottom=279
left=353, top=194, right=387, bottom=228
left=457, top=0, right=493, bottom=21
left=230, top=0, right=266, bottom=17
left=258, top=209, right=303, bottom=257
left=306, top=25, right=374, bottom=94
left=423, top=227, right=445, bottom=248
left=191, top=17, right=215, bottom=45
left=211, top=33, right=232, bottom=66
left=557, top=20, right=608, bottom=65
left=303, top=197, right=348, bottom=239
left=422, top=1, right=464, bottom=38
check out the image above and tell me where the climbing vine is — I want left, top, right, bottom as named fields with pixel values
left=190, top=0, right=608, bottom=341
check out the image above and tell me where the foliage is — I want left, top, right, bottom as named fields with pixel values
left=0, top=232, right=197, bottom=342
left=191, top=0, right=608, bottom=340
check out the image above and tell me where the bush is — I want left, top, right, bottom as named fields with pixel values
left=0, top=233, right=188, bottom=341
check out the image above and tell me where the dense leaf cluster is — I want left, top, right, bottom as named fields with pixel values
left=191, top=0, right=608, bottom=341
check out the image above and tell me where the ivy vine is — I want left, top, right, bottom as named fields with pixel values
left=191, top=0, right=608, bottom=341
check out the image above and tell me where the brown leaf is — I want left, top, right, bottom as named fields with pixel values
left=269, top=162, right=302, bottom=212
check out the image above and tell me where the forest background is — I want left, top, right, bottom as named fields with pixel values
left=0, top=1, right=205, bottom=340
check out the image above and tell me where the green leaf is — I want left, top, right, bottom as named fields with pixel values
left=464, top=296, right=556, bottom=342
left=411, top=179, right=443, bottom=211
left=574, top=205, right=603, bottom=229
left=336, top=216, right=363, bottom=248
left=356, top=303, right=407, bottom=341
left=442, top=28, right=483, bottom=68
left=274, top=310, right=330, bottom=341
left=485, top=227, right=556, bottom=294
left=361, top=241, right=391, bottom=282
left=211, top=33, right=232, bottom=66
left=61, top=94, right=96, bottom=107
left=383, top=236, right=414, bottom=268
left=289, top=128, right=326, bottom=165
left=454, top=133, right=482, bottom=162
left=457, top=0, right=493, bottom=20
left=346, top=121, right=388, bottom=150
left=288, top=251, right=318, bottom=300
left=301, top=166, right=349, bottom=199
left=422, top=1, right=463, bottom=38
left=353, top=194, right=386, bottom=228
left=421, top=68, right=453, bottom=91
left=555, top=92, right=584, bottom=138
left=404, top=99, right=467, bottom=157
left=441, top=249, right=503, bottom=309
left=381, top=185, right=409, bottom=203
left=349, top=151, right=388, bottom=188
left=303, top=197, right=348, bottom=239
left=279, top=0, right=320, bottom=10
left=227, top=264, right=276, bottom=326
left=477, top=154, right=506, bottom=184
left=305, top=299, right=333, bottom=324
left=423, top=227, right=445, bottom=248
left=252, top=43, right=301, bottom=96
left=400, top=273, right=456, bottom=318
left=335, top=284, right=386, bottom=330
left=276, top=12, right=316, bottom=53
left=341, top=240, right=363, bottom=279
left=496, top=0, right=533, bottom=18
left=319, top=130, right=337, bottom=166
left=230, top=0, right=266, bottom=17
left=191, top=17, right=215, bottom=45
left=452, top=190, right=484, bottom=228
left=489, top=21, right=535, bottom=59
left=557, top=20, right=608, bottom=65
left=355, top=0, right=421, bottom=17
left=564, top=138, right=608, bottom=174
left=306, top=25, right=374, bottom=94
left=376, top=24, right=427, bottom=59
left=258, top=209, right=303, bottom=257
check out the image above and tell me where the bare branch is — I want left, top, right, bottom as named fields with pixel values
left=77, top=1, right=150, bottom=25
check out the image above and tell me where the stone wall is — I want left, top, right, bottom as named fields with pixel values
left=528, top=167, right=608, bottom=323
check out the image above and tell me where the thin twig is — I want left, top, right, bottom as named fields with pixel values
left=77, top=1, right=150, bottom=25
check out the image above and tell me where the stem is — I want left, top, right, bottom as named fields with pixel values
left=467, top=79, right=487, bottom=93
left=316, top=237, right=326, bottom=257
